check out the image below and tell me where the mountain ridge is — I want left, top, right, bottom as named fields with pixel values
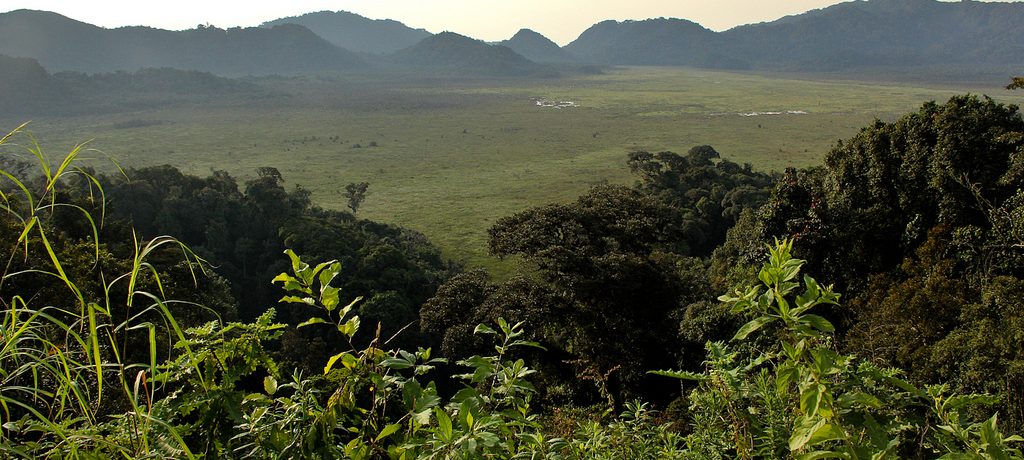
left=569, top=0, right=1024, bottom=74
left=390, top=32, right=548, bottom=77
left=0, top=9, right=365, bottom=75
left=2, top=0, right=1022, bottom=79
left=499, top=29, right=576, bottom=63
left=261, top=10, right=431, bottom=55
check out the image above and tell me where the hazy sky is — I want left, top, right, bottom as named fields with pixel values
left=0, top=0, right=1016, bottom=45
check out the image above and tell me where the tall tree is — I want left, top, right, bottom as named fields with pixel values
left=344, top=181, right=369, bottom=214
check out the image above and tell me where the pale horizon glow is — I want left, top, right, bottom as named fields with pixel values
left=0, top=0, right=1018, bottom=45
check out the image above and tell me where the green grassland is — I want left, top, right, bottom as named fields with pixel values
left=8, top=67, right=1024, bottom=275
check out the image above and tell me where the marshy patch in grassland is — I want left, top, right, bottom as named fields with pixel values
left=533, top=98, right=579, bottom=109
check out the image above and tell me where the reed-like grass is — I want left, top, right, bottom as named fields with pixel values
left=0, top=123, right=204, bottom=458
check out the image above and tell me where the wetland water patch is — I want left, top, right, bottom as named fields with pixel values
left=533, top=98, right=579, bottom=109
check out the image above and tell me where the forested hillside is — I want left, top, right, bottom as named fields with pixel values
left=5, top=0, right=1023, bottom=80
left=2, top=92, right=1023, bottom=457
left=389, top=32, right=549, bottom=77
left=0, top=10, right=365, bottom=75
left=0, top=55, right=261, bottom=115
left=262, top=11, right=431, bottom=54
left=566, top=0, right=1024, bottom=78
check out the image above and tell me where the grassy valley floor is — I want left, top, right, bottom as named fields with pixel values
left=8, top=67, right=1023, bottom=275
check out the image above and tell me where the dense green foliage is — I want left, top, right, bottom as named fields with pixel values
left=722, top=94, right=1024, bottom=432
left=3, top=90, right=1024, bottom=458
left=458, top=147, right=774, bottom=407
left=95, top=164, right=456, bottom=369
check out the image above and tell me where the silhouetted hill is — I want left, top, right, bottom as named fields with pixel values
left=499, top=29, right=576, bottom=63
left=5, top=1, right=1022, bottom=80
left=0, top=54, right=59, bottom=113
left=564, top=0, right=1024, bottom=77
left=0, top=54, right=260, bottom=116
left=724, top=0, right=1024, bottom=72
left=391, top=32, right=548, bottom=77
left=0, top=9, right=366, bottom=75
left=565, top=18, right=745, bottom=69
left=263, top=11, right=431, bottom=55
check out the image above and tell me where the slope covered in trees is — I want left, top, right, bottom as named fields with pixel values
left=4, top=0, right=1022, bottom=80
left=262, top=10, right=431, bottom=55
left=389, top=32, right=549, bottom=77
left=729, top=94, right=1024, bottom=430
left=498, top=29, right=577, bottom=64
left=0, top=10, right=365, bottom=75
left=0, top=55, right=260, bottom=115
left=565, top=0, right=1024, bottom=77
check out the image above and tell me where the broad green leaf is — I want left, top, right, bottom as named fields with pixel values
left=811, top=348, right=839, bottom=376
left=341, top=352, right=359, bottom=369
left=802, top=314, right=835, bottom=333
left=782, top=341, right=800, bottom=360
left=944, top=394, right=998, bottom=412
left=375, top=423, right=401, bottom=442
left=795, top=275, right=821, bottom=310
left=758, top=266, right=773, bottom=287
left=474, top=323, right=496, bottom=335
left=862, top=413, right=889, bottom=451
left=733, top=315, right=775, bottom=341
left=791, top=416, right=826, bottom=451
left=412, top=408, right=432, bottom=426
left=317, top=261, right=341, bottom=288
left=801, top=384, right=824, bottom=415
left=808, top=423, right=846, bottom=447
left=382, top=358, right=414, bottom=370
left=338, top=316, right=361, bottom=337
left=458, top=400, right=477, bottom=430
left=403, top=380, right=423, bottom=408
left=264, top=376, right=278, bottom=395
left=435, top=407, right=453, bottom=441
left=324, top=351, right=348, bottom=374
left=776, top=363, right=799, bottom=394
left=837, top=391, right=882, bottom=410
left=297, top=317, right=328, bottom=328
left=340, top=296, right=363, bottom=316
left=344, top=439, right=369, bottom=460
left=881, top=374, right=924, bottom=396
left=321, top=286, right=340, bottom=311
left=271, top=273, right=304, bottom=292
left=980, top=414, right=1003, bottom=456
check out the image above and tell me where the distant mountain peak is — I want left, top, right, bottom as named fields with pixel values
left=0, top=9, right=364, bottom=75
left=262, top=10, right=431, bottom=54
left=563, top=0, right=1024, bottom=77
left=392, top=32, right=546, bottom=76
left=499, top=28, right=575, bottom=63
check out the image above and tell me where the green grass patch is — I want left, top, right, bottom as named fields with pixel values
left=8, top=67, right=1023, bottom=276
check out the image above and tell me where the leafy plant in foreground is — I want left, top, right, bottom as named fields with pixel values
left=655, top=239, right=1024, bottom=459
left=0, top=124, right=205, bottom=458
